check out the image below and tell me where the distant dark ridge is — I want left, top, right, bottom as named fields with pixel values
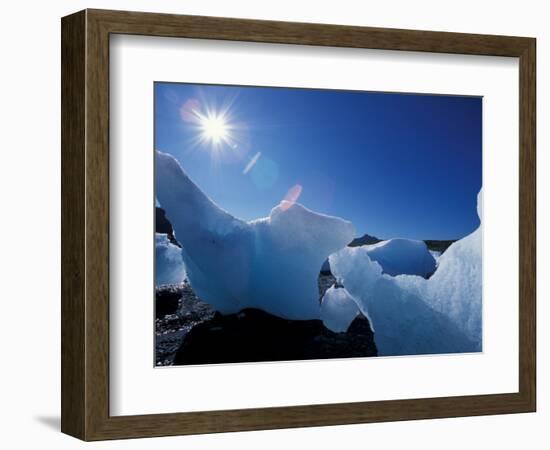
left=423, top=239, right=456, bottom=253
left=348, top=234, right=381, bottom=247
left=156, top=207, right=181, bottom=247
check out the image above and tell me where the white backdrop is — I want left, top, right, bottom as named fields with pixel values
left=0, top=1, right=547, bottom=449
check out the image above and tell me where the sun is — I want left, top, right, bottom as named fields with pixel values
left=180, top=95, right=241, bottom=155
left=200, top=114, right=228, bottom=143
left=198, top=112, right=230, bottom=145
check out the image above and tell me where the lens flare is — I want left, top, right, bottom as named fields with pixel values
left=281, top=184, right=303, bottom=210
left=179, top=98, right=201, bottom=123
left=243, top=152, right=262, bottom=174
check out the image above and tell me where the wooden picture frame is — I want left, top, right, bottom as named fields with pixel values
left=61, top=9, right=536, bottom=441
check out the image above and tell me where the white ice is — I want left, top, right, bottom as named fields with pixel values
left=429, top=250, right=442, bottom=265
left=394, top=191, right=482, bottom=346
left=320, top=286, right=360, bottom=333
left=397, top=191, right=483, bottom=346
left=330, top=191, right=482, bottom=355
left=155, top=150, right=355, bottom=320
left=155, top=233, right=187, bottom=286
left=364, top=238, right=436, bottom=277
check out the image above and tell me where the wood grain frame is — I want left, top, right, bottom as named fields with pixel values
left=61, top=9, right=536, bottom=441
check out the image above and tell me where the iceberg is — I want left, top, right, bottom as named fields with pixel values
left=155, top=233, right=187, bottom=286
left=364, top=238, right=436, bottom=277
left=320, top=286, right=360, bottom=333
left=330, top=191, right=482, bottom=355
left=329, top=247, right=475, bottom=355
left=427, top=228, right=481, bottom=345
left=394, top=191, right=482, bottom=346
left=155, top=150, right=355, bottom=320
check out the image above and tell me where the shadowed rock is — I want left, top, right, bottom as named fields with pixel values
left=156, top=206, right=180, bottom=247
left=173, top=308, right=377, bottom=365
left=155, top=284, right=183, bottom=319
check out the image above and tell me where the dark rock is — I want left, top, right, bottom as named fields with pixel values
left=155, top=284, right=183, bottom=318
left=318, top=272, right=337, bottom=299
left=155, top=283, right=216, bottom=365
left=173, top=308, right=377, bottom=365
left=156, top=207, right=180, bottom=247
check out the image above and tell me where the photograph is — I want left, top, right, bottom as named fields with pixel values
left=154, top=82, right=483, bottom=366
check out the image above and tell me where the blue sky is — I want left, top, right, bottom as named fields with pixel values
left=155, top=82, right=482, bottom=240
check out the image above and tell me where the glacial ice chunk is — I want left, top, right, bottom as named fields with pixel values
left=364, top=239, right=436, bottom=277
left=155, top=233, right=187, bottom=286
left=395, top=190, right=483, bottom=346
left=320, top=286, right=360, bottom=333
left=155, top=150, right=355, bottom=320
left=329, top=190, right=482, bottom=356
left=330, top=247, right=477, bottom=355
left=428, top=229, right=481, bottom=344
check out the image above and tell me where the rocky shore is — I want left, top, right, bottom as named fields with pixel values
left=155, top=273, right=377, bottom=366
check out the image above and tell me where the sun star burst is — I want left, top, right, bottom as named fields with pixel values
left=200, top=114, right=229, bottom=144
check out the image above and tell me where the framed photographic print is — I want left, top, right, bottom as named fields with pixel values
left=61, top=9, right=536, bottom=441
